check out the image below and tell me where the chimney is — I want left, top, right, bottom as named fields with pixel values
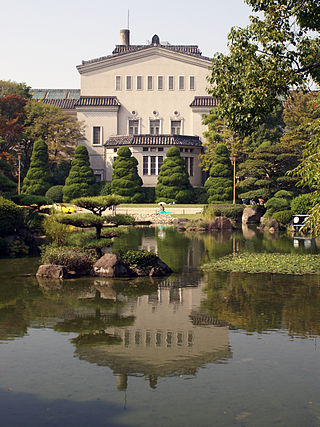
left=120, top=29, right=130, bottom=46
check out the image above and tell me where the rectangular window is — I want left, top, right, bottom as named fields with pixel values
left=115, top=75, right=121, bottom=90
left=147, top=76, right=153, bottom=90
left=126, top=76, right=132, bottom=90
left=136, top=75, right=142, bottom=90
left=143, top=147, right=149, bottom=152
left=93, top=126, right=101, bottom=145
left=129, top=120, right=139, bottom=135
left=150, top=147, right=156, bottom=152
left=190, top=76, right=195, bottom=90
left=179, top=76, right=185, bottom=90
left=143, top=156, right=148, bottom=175
left=168, top=76, right=174, bottom=90
left=158, top=147, right=163, bottom=152
left=189, top=157, right=194, bottom=177
left=171, top=120, right=181, bottom=135
left=150, top=156, right=156, bottom=175
left=184, top=157, right=188, bottom=173
left=157, top=76, right=163, bottom=90
left=150, top=120, right=160, bottom=135
left=158, top=156, right=163, bottom=174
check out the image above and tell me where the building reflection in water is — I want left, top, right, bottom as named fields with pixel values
left=74, top=277, right=232, bottom=390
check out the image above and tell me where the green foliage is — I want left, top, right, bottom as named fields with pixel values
left=207, top=1, right=320, bottom=136
left=21, top=139, right=51, bottom=195
left=0, top=95, right=27, bottom=152
left=204, top=144, right=233, bottom=203
left=239, top=188, right=271, bottom=201
left=0, top=171, right=16, bottom=196
left=274, top=190, right=293, bottom=199
left=22, top=209, right=44, bottom=233
left=0, top=80, right=31, bottom=99
left=203, top=204, right=244, bottom=221
left=99, top=181, right=112, bottom=196
left=67, top=232, right=112, bottom=251
left=45, top=185, right=63, bottom=203
left=193, top=187, right=208, bottom=204
left=72, top=195, right=123, bottom=216
left=115, top=249, right=157, bottom=268
left=0, top=196, right=23, bottom=237
left=202, top=252, right=320, bottom=275
left=141, top=187, right=155, bottom=203
left=62, top=145, right=97, bottom=202
left=155, top=147, right=194, bottom=203
left=7, top=240, right=29, bottom=257
left=50, top=161, right=71, bottom=186
left=106, top=214, right=135, bottom=226
left=43, top=215, right=71, bottom=245
left=55, top=213, right=104, bottom=228
left=291, top=193, right=316, bottom=214
left=272, top=210, right=292, bottom=226
left=41, top=245, right=95, bottom=272
left=265, top=197, right=290, bottom=213
left=11, top=194, right=52, bottom=208
left=111, top=146, right=143, bottom=202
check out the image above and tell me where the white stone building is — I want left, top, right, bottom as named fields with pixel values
left=33, top=30, right=215, bottom=187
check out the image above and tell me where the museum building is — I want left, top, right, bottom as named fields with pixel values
left=33, top=30, right=215, bottom=186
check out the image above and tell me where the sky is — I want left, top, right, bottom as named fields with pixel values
left=1, top=0, right=253, bottom=89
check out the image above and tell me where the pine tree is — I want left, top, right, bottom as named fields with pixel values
left=155, top=146, right=193, bottom=203
left=205, top=144, right=233, bottom=203
left=21, top=138, right=51, bottom=195
left=62, top=145, right=97, bottom=202
left=111, top=146, right=143, bottom=202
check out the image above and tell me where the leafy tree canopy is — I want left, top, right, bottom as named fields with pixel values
left=0, top=80, right=31, bottom=99
left=208, top=0, right=320, bottom=136
left=72, top=195, right=124, bottom=216
left=0, top=95, right=27, bottom=152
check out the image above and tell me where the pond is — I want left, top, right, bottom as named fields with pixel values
left=1, top=226, right=320, bottom=426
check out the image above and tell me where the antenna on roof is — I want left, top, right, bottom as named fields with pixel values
left=127, top=9, right=130, bottom=29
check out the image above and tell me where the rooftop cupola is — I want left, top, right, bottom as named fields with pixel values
left=120, top=29, right=130, bottom=46
left=152, top=34, right=160, bottom=45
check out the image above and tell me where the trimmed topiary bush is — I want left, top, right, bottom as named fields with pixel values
left=205, top=144, right=233, bottom=203
left=105, top=214, right=135, bottom=226
left=291, top=193, right=316, bottom=214
left=141, top=187, right=155, bottom=203
left=72, top=195, right=123, bottom=216
left=203, top=204, right=244, bottom=221
left=265, top=196, right=290, bottom=213
left=63, top=145, right=97, bottom=202
left=111, top=146, right=144, bottom=203
left=193, top=187, right=208, bottom=204
left=22, top=139, right=51, bottom=195
left=0, top=196, right=23, bottom=237
left=46, top=185, right=63, bottom=203
left=272, top=210, right=292, bottom=226
left=99, top=181, right=112, bottom=196
left=155, top=146, right=194, bottom=203
left=11, top=194, right=52, bottom=208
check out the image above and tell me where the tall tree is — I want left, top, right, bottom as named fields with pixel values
left=63, top=145, right=97, bottom=202
left=0, top=95, right=26, bottom=153
left=22, top=139, right=51, bottom=195
left=0, top=80, right=31, bottom=99
left=111, top=146, right=144, bottom=203
left=156, top=146, right=193, bottom=203
left=208, top=0, right=320, bottom=136
left=204, top=144, right=233, bottom=203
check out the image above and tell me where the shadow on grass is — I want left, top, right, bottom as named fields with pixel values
left=0, top=388, right=137, bottom=427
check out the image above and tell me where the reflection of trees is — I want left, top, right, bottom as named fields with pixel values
left=202, top=271, right=320, bottom=336
left=111, top=227, right=144, bottom=252
left=157, top=227, right=190, bottom=272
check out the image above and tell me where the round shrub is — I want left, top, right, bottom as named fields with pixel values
left=46, top=185, right=63, bottom=203
left=291, top=193, right=316, bottom=214
left=265, top=197, right=290, bottom=213
left=272, top=210, right=292, bottom=226
left=0, top=196, right=23, bottom=237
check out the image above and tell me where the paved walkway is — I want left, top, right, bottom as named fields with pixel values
left=116, top=206, right=203, bottom=215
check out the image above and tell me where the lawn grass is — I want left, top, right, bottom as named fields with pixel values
left=202, top=252, right=320, bottom=275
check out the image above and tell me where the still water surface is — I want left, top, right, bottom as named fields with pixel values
left=1, top=227, right=320, bottom=426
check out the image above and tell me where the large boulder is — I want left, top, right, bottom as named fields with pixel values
left=149, top=258, right=172, bottom=277
left=259, top=217, right=280, bottom=233
left=36, top=264, right=68, bottom=279
left=209, top=216, right=234, bottom=230
left=242, top=206, right=264, bottom=224
left=93, top=254, right=133, bottom=277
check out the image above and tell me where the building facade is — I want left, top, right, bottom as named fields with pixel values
left=34, top=30, right=215, bottom=187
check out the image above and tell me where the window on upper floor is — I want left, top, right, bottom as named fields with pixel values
left=168, top=76, right=174, bottom=90
left=171, top=120, right=181, bottom=135
left=115, top=76, right=121, bottom=90
left=93, top=126, right=102, bottom=145
left=190, top=76, right=195, bottom=90
left=129, top=119, right=139, bottom=135
left=150, top=120, right=160, bottom=135
left=126, top=76, right=132, bottom=90
left=147, top=76, right=153, bottom=90
left=157, top=76, right=164, bottom=90
left=137, top=76, right=142, bottom=90
left=179, top=76, right=185, bottom=90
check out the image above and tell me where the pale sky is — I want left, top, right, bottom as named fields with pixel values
left=1, top=0, right=252, bottom=89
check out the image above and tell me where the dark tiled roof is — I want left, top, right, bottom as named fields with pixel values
left=75, top=96, right=120, bottom=107
left=190, top=96, right=218, bottom=107
left=32, top=89, right=80, bottom=100
left=105, top=134, right=202, bottom=147
left=41, top=98, right=78, bottom=109
left=81, top=44, right=211, bottom=66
